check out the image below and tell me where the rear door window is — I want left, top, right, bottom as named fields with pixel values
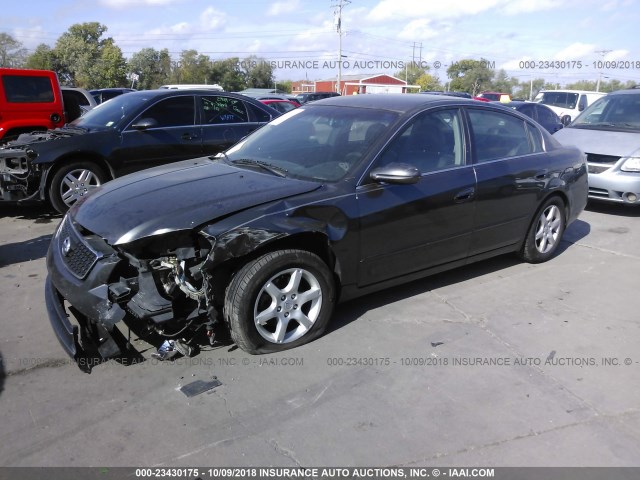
left=201, top=96, right=249, bottom=124
left=467, top=109, right=534, bottom=162
left=2, top=75, right=54, bottom=103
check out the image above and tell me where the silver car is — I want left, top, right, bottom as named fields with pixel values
left=554, top=87, right=640, bottom=206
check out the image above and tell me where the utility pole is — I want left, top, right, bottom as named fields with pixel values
left=595, top=49, right=612, bottom=92
left=332, top=0, right=350, bottom=94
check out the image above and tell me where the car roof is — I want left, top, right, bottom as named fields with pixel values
left=538, top=89, right=604, bottom=94
left=89, top=88, right=136, bottom=93
left=608, top=87, right=640, bottom=96
left=111, top=89, right=252, bottom=100
left=310, top=93, right=476, bottom=113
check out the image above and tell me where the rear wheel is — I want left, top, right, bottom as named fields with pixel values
left=224, top=249, right=336, bottom=354
left=520, top=197, right=566, bottom=263
left=48, top=161, right=107, bottom=213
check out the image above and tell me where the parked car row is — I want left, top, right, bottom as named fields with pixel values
left=0, top=89, right=279, bottom=211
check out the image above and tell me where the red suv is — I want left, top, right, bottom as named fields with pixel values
left=0, top=68, right=65, bottom=143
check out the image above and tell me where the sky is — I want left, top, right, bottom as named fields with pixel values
left=2, top=0, right=640, bottom=86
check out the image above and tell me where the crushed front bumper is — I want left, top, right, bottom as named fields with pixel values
left=45, top=275, right=79, bottom=359
left=45, top=215, right=128, bottom=369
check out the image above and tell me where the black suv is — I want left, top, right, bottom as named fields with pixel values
left=0, top=89, right=278, bottom=212
left=295, top=91, right=340, bottom=104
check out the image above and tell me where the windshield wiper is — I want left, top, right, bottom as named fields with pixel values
left=60, top=125, right=88, bottom=133
left=230, top=158, right=288, bottom=177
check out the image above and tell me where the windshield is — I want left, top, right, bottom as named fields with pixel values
left=571, top=94, right=640, bottom=131
left=70, top=93, right=147, bottom=130
left=535, top=92, right=579, bottom=109
left=224, top=105, right=398, bottom=181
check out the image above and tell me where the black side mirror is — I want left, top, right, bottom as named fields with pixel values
left=130, top=118, right=158, bottom=130
left=370, top=163, right=421, bottom=185
left=561, top=115, right=572, bottom=126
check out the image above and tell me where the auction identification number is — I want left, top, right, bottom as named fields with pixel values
left=519, top=60, right=640, bottom=70
left=136, top=468, right=261, bottom=477
left=326, top=357, right=448, bottom=366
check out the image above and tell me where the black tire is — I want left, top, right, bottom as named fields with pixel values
left=520, top=197, right=566, bottom=263
left=48, top=161, right=107, bottom=214
left=224, top=249, right=336, bottom=354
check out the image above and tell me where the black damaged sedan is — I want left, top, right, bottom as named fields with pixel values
left=46, top=94, right=588, bottom=366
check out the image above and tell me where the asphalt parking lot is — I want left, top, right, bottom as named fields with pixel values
left=0, top=201, right=639, bottom=468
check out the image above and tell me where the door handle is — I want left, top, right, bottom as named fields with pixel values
left=454, top=187, right=475, bottom=203
left=534, top=170, right=548, bottom=180
left=182, top=133, right=198, bottom=140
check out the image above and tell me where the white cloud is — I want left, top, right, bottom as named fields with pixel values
left=368, top=0, right=500, bottom=22
left=100, top=0, right=180, bottom=7
left=553, top=42, right=596, bottom=60
left=167, top=22, right=190, bottom=34
left=367, top=0, right=561, bottom=22
left=200, top=7, right=227, bottom=30
left=501, top=0, right=557, bottom=14
left=604, top=49, right=629, bottom=60
left=267, top=0, right=301, bottom=16
left=397, top=19, right=441, bottom=41
left=501, top=56, right=533, bottom=70
left=13, top=25, right=48, bottom=50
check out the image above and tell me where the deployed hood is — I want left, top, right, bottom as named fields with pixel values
left=554, top=127, right=640, bottom=157
left=72, top=158, right=320, bottom=245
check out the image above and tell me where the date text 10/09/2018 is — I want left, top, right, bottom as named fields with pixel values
left=519, top=60, right=640, bottom=70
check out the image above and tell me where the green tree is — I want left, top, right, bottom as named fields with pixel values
left=565, top=80, right=597, bottom=91
left=395, top=62, right=429, bottom=86
left=91, top=40, right=127, bottom=88
left=276, top=80, right=293, bottom=93
left=599, top=79, right=636, bottom=92
left=241, top=56, right=274, bottom=88
left=210, top=57, right=246, bottom=91
left=127, top=48, right=172, bottom=89
left=416, top=73, right=442, bottom=92
left=171, top=49, right=212, bottom=84
left=53, top=22, right=125, bottom=88
left=446, top=59, right=494, bottom=95
left=0, top=32, right=26, bottom=67
left=491, top=69, right=518, bottom=94
left=24, top=44, right=55, bottom=70
left=512, top=78, right=546, bottom=100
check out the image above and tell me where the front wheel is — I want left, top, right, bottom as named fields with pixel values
left=224, top=249, right=336, bottom=354
left=48, top=161, right=107, bottom=213
left=520, top=197, right=566, bottom=263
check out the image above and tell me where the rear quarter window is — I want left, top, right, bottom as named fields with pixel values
left=2, top=75, right=54, bottom=103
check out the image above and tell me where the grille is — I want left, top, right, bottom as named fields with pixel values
left=588, top=187, right=610, bottom=198
left=588, top=164, right=610, bottom=174
left=586, top=153, right=621, bottom=165
left=59, top=216, right=100, bottom=279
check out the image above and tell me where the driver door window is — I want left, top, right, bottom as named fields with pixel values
left=375, top=108, right=465, bottom=174
left=135, top=96, right=195, bottom=128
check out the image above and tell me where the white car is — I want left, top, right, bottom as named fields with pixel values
left=553, top=87, right=640, bottom=206
left=534, top=89, right=606, bottom=123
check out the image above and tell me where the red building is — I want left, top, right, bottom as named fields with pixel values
left=314, top=73, right=417, bottom=95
